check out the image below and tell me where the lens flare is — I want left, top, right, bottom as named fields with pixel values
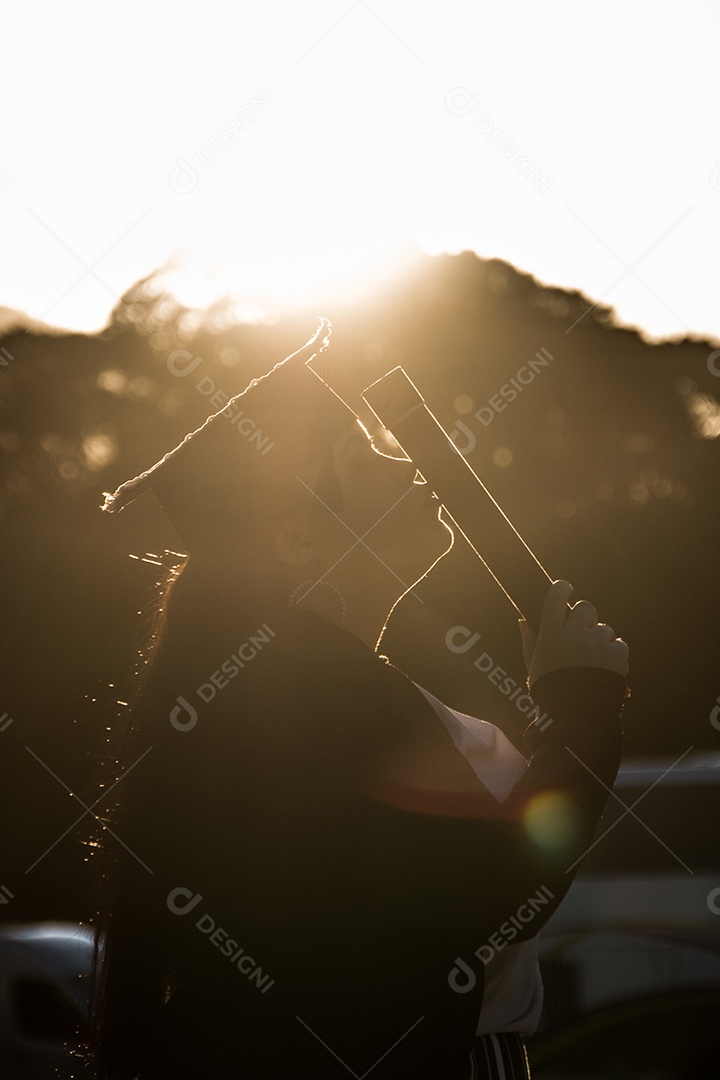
left=523, top=790, right=580, bottom=855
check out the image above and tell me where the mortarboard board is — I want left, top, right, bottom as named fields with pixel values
left=101, top=319, right=359, bottom=552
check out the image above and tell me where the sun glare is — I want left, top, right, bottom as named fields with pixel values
left=154, top=211, right=420, bottom=323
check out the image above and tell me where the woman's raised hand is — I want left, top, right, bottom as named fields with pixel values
left=518, top=580, right=629, bottom=687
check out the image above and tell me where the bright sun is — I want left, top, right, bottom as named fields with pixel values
left=152, top=187, right=421, bottom=321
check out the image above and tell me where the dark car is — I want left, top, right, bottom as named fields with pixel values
left=530, top=752, right=720, bottom=1079
left=0, top=922, right=93, bottom=1079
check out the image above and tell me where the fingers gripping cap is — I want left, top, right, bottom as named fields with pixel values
left=101, top=319, right=359, bottom=551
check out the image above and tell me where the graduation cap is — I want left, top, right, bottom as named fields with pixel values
left=101, top=319, right=360, bottom=552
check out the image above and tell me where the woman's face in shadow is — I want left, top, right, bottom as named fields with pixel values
left=303, top=420, right=453, bottom=582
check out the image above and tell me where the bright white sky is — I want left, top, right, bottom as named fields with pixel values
left=2, top=0, right=719, bottom=340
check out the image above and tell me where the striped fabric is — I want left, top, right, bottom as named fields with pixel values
left=469, top=1033, right=531, bottom=1079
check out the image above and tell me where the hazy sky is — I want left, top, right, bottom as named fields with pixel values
left=3, top=0, right=719, bottom=340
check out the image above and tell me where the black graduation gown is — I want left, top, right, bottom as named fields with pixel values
left=134, top=607, right=624, bottom=1079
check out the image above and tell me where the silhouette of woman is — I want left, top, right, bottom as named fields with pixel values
left=89, top=320, right=628, bottom=1079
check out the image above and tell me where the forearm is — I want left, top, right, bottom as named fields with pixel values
left=446, top=666, right=625, bottom=962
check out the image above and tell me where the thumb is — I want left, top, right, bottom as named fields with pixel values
left=539, top=579, right=573, bottom=633
left=518, top=618, right=537, bottom=673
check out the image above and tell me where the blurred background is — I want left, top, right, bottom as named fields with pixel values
left=1, top=2, right=719, bottom=1076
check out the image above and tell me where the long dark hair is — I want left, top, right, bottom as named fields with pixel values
left=86, top=544, right=293, bottom=1078
left=85, top=319, right=364, bottom=1076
